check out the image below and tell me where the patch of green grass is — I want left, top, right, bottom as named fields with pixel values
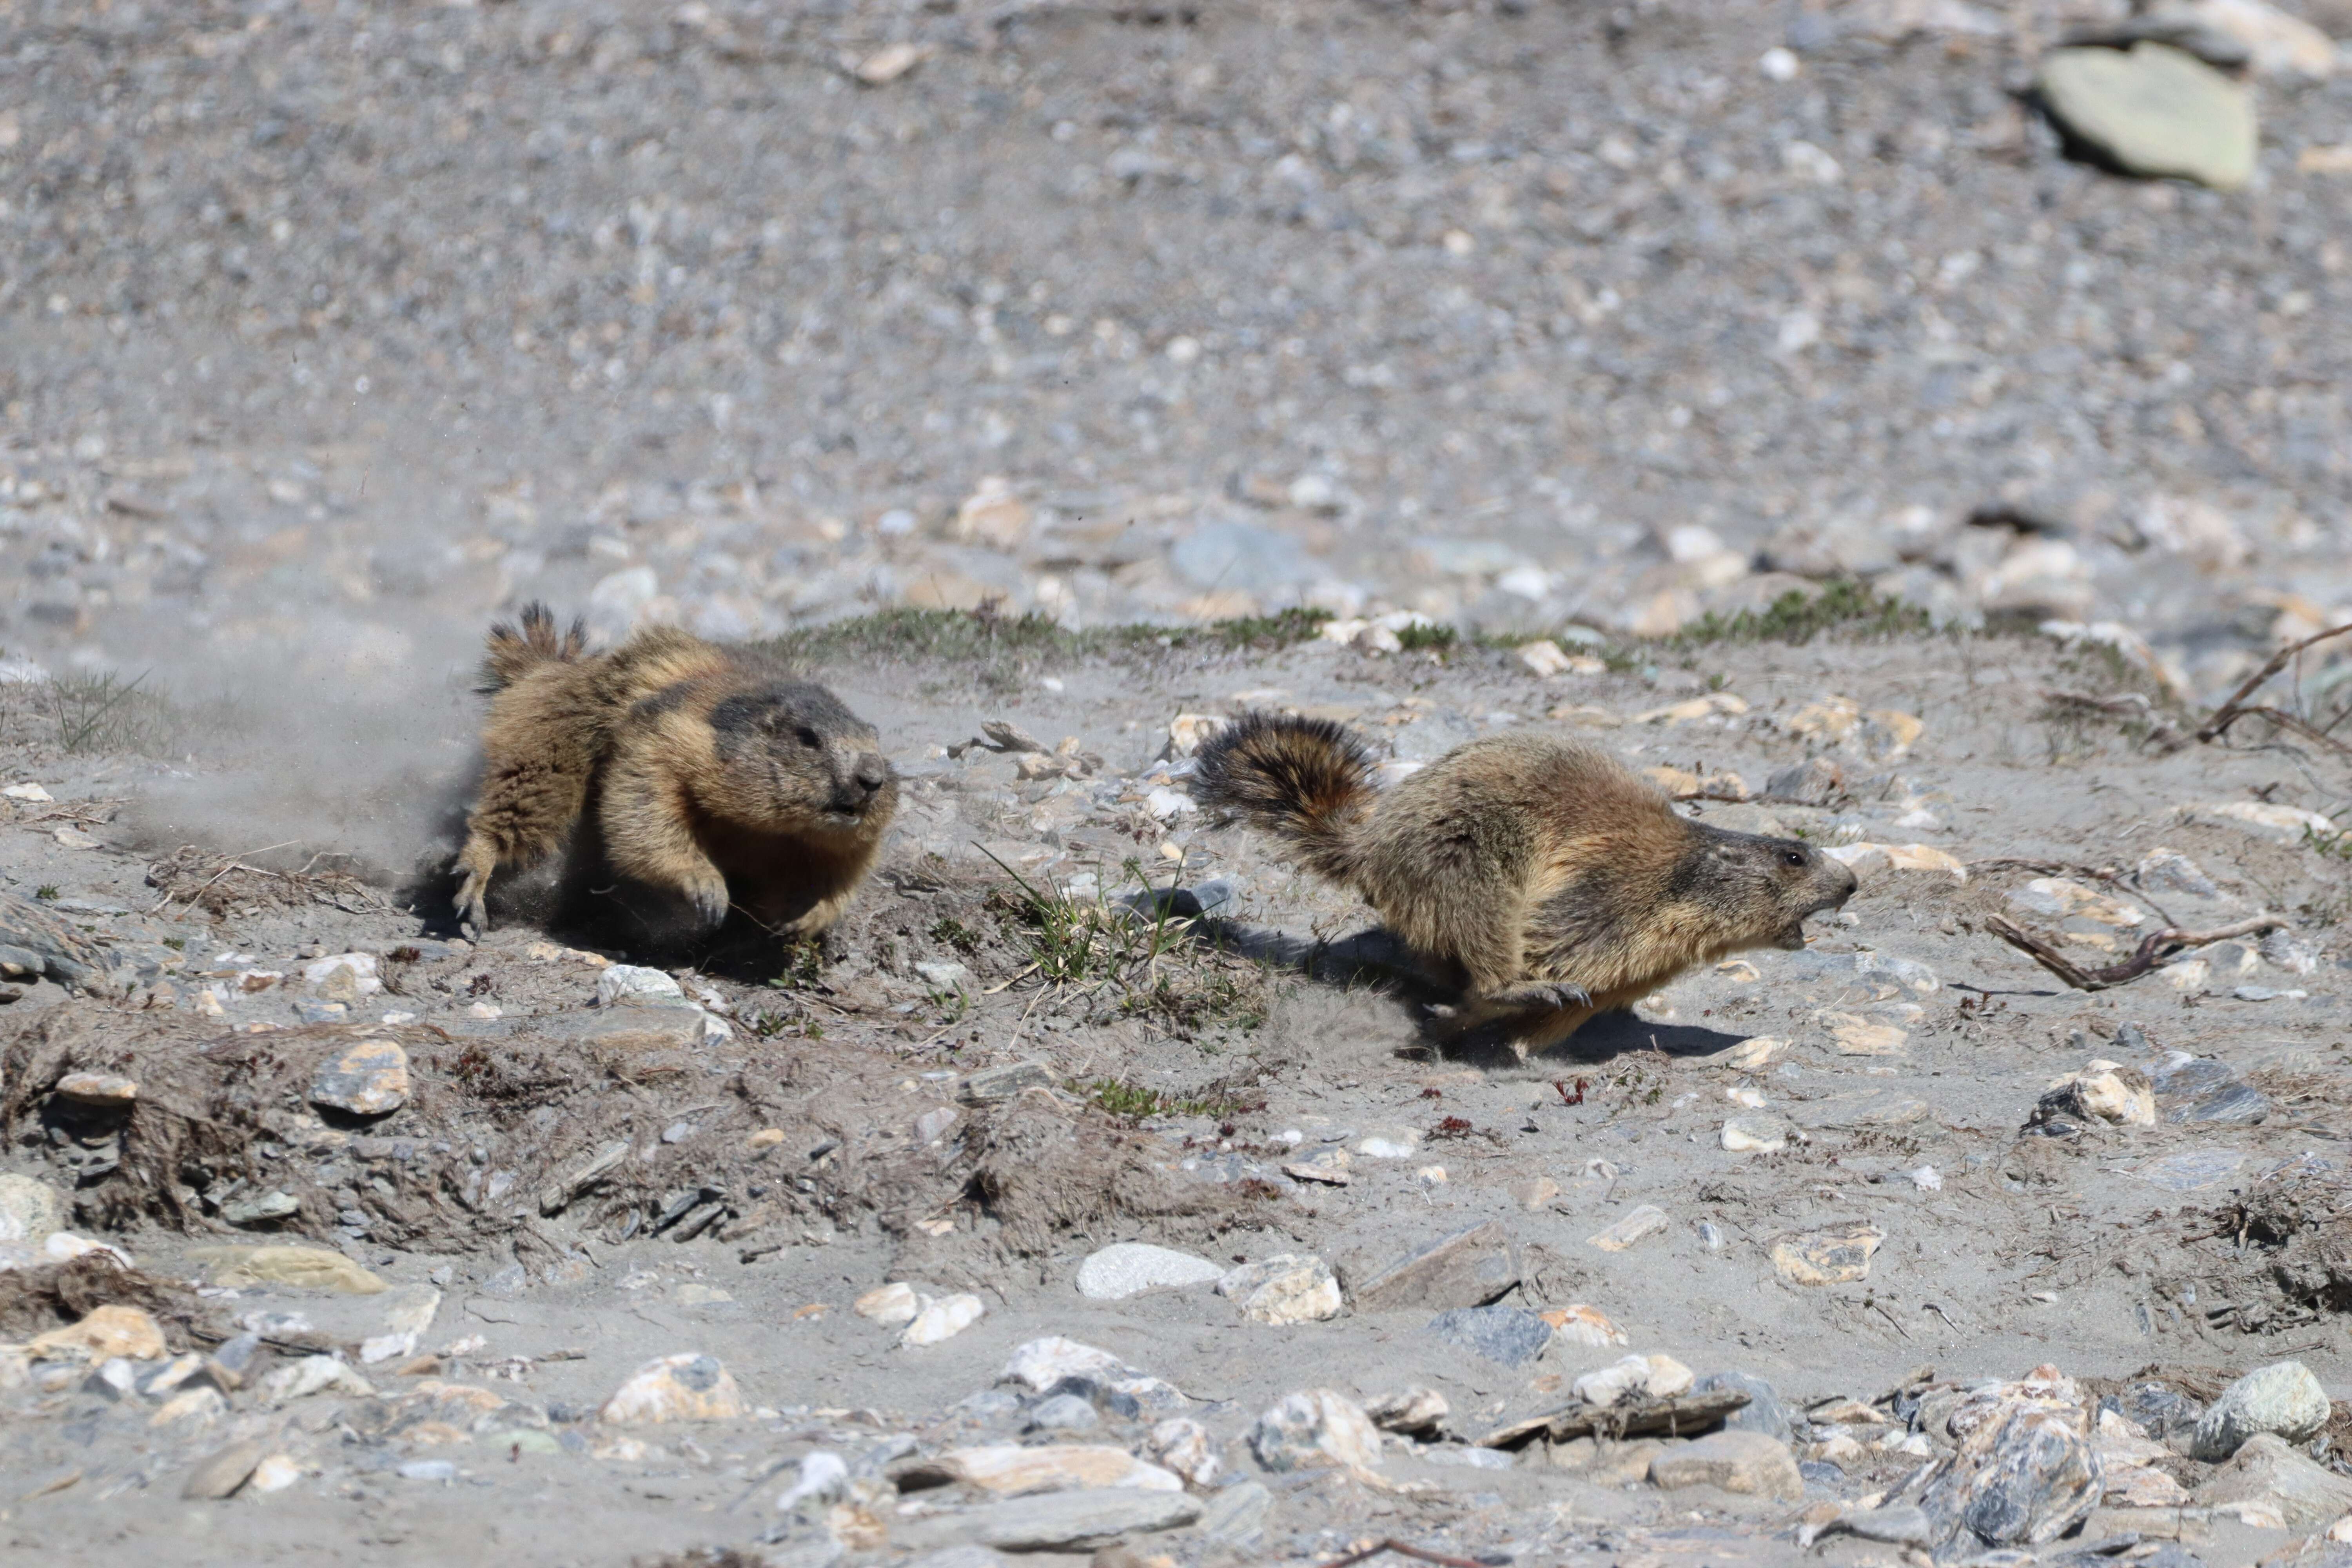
left=161, top=935, right=185, bottom=951
left=1395, top=622, right=1458, bottom=653
left=1674, top=580, right=1932, bottom=648
left=2304, top=824, right=2352, bottom=861
left=984, top=855, right=1187, bottom=985
left=927, top=915, right=982, bottom=954
left=1120, top=962, right=1274, bottom=1036
left=1078, top=1076, right=1259, bottom=1123
left=763, top=605, right=1336, bottom=682
left=767, top=940, right=826, bottom=991
left=33, top=884, right=58, bottom=900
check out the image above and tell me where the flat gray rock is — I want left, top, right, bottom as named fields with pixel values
left=2036, top=43, right=2256, bottom=190
left=896, top=1487, right=1203, bottom=1552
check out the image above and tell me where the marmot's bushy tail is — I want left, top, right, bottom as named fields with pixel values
left=479, top=602, right=587, bottom=694
left=1192, top=710, right=1378, bottom=885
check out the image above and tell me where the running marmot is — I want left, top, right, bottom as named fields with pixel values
left=452, top=604, right=898, bottom=944
left=1193, top=712, right=1857, bottom=1052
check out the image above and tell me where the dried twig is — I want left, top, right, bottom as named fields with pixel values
left=1319, top=1541, right=1489, bottom=1568
left=1985, top=913, right=2285, bottom=991
left=2200, top=620, right=2352, bottom=745
left=1967, top=858, right=2179, bottom=929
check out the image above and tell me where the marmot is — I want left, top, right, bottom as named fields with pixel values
left=1193, top=712, right=1858, bottom=1052
left=452, top=604, right=898, bottom=945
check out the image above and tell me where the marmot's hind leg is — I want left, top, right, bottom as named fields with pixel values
left=455, top=755, right=591, bottom=934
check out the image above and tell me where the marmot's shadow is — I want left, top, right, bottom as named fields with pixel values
left=1205, top=918, right=1748, bottom=1067
left=404, top=809, right=808, bottom=978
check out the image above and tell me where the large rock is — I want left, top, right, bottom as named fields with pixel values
left=2035, top=43, right=2257, bottom=191
left=0, top=888, right=140, bottom=994
left=1697, top=1371, right=1797, bottom=1443
left=309, top=1039, right=410, bottom=1117
left=1074, top=1243, right=1225, bottom=1300
left=896, top=1488, right=1202, bottom=1553
left=2191, top=1360, right=2332, bottom=1459
left=1770, top=1223, right=1883, bottom=1285
left=0, top=1173, right=65, bottom=1241
left=1426, top=1305, right=1552, bottom=1368
left=2193, top=1431, right=2352, bottom=1528
left=1649, top=1429, right=1804, bottom=1501
left=1945, top=1410, right=2105, bottom=1547
left=595, top=964, right=683, bottom=1006
left=1250, top=1389, right=1385, bottom=1480
left=27, top=1303, right=166, bottom=1361
left=1217, top=1254, right=1342, bottom=1324
left=599, top=1353, right=747, bottom=1423
left=1345, top=1222, right=1518, bottom=1312
left=931, top=1446, right=1182, bottom=1496
left=190, top=1245, right=386, bottom=1295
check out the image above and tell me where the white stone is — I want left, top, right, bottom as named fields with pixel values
left=597, top=964, right=683, bottom=1007
left=1002, top=1337, right=1128, bottom=1393
left=775, top=1451, right=849, bottom=1512
left=2192, top=1360, right=2333, bottom=1459
left=1075, top=1243, right=1226, bottom=1300
left=1249, top=1389, right=1385, bottom=1482
left=599, top=1352, right=747, bottom=1423
left=1144, top=787, right=1196, bottom=821
left=261, top=1356, right=377, bottom=1403
left=1517, top=640, right=1574, bottom=677
left=0, top=1174, right=65, bottom=1242
left=937, top=1445, right=1183, bottom=1496
left=1722, top=1116, right=1791, bottom=1154
left=903, top=1293, right=986, bottom=1347
left=1543, top=1305, right=1629, bottom=1348
left=301, top=952, right=381, bottom=996
left=1587, top=1204, right=1670, bottom=1252
left=855, top=1282, right=922, bottom=1327
left=1217, top=1255, right=1343, bottom=1324
left=1353, top=1125, right=1423, bottom=1159
left=1572, top=1353, right=1695, bottom=1407
left=3, top=782, right=52, bottom=802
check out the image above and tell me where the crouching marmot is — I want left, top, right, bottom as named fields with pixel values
left=452, top=604, right=898, bottom=945
left=1193, top=712, right=1857, bottom=1053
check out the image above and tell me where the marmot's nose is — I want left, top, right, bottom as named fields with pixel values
left=852, top=756, right=891, bottom=795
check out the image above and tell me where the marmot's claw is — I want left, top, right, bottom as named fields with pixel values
left=1489, top=980, right=1592, bottom=1013
left=688, top=883, right=731, bottom=930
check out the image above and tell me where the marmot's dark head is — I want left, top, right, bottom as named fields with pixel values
left=1676, top=824, right=1858, bottom=952
left=707, top=682, right=898, bottom=834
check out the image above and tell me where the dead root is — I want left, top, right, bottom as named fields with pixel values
left=145, top=843, right=388, bottom=919
left=1984, top=913, right=2284, bottom=992
left=2199, top=619, right=2352, bottom=757
left=0, top=1253, right=221, bottom=1347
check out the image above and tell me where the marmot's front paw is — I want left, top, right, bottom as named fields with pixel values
left=684, top=877, right=732, bottom=930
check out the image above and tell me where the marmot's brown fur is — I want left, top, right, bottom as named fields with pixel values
left=1193, top=711, right=1858, bottom=1052
left=452, top=604, right=898, bottom=944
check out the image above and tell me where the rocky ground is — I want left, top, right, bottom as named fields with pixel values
left=7, top=612, right=2352, bottom=1568
left=11, top=0, right=2352, bottom=1566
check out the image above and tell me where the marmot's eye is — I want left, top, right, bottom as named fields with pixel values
left=796, top=726, right=821, bottom=748
left=1781, top=848, right=1807, bottom=868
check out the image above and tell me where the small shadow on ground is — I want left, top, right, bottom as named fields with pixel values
left=1207, top=917, right=1749, bottom=1067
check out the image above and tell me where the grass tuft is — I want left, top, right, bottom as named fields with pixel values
left=1675, top=580, right=1932, bottom=648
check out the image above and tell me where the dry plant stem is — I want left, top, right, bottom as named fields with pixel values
left=2199, top=620, right=2352, bottom=745
left=1968, top=858, right=2180, bottom=928
left=1320, top=1541, right=1489, bottom=1568
left=1985, top=913, right=2285, bottom=992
